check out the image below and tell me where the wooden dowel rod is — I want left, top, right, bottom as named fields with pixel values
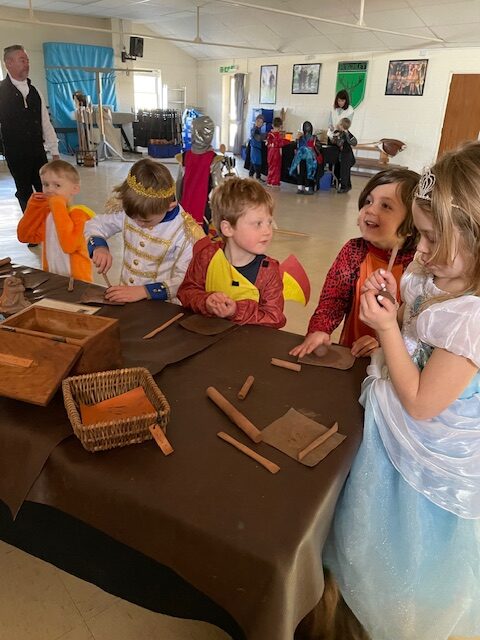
left=237, top=375, right=254, bottom=400
left=386, top=244, right=399, bottom=273
left=273, top=228, right=311, bottom=238
left=207, top=386, right=262, bottom=443
left=142, top=312, right=184, bottom=340
left=0, top=257, right=11, bottom=268
left=102, top=272, right=112, bottom=288
left=67, top=277, right=74, bottom=292
left=149, top=423, right=174, bottom=456
left=298, top=422, right=338, bottom=461
left=271, top=358, right=301, bottom=372
left=217, top=432, right=279, bottom=474
left=0, top=324, right=80, bottom=345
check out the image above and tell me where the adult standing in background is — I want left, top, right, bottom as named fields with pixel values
left=0, top=45, right=59, bottom=217
left=328, top=89, right=355, bottom=137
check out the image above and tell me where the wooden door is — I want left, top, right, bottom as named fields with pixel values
left=437, top=74, right=480, bottom=158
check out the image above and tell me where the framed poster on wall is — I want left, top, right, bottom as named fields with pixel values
left=260, top=65, right=277, bottom=104
left=385, top=59, right=428, bottom=96
left=292, top=63, right=321, bottom=94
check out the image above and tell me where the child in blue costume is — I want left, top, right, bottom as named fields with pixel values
left=248, top=114, right=265, bottom=181
left=323, top=141, right=480, bottom=640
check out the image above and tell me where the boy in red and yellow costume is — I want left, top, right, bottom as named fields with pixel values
left=178, top=177, right=286, bottom=328
left=17, top=160, right=94, bottom=282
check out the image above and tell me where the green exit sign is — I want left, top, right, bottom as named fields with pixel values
left=219, top=65, right=238, bottom=73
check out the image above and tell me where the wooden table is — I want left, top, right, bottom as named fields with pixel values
left=0, top=271, right=366, bottom=640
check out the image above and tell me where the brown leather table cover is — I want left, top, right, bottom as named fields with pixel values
left=24, top=325, right=366, bottom=640
left=0, top=269, right=236, bottom=516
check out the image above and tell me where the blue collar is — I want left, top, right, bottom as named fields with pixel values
left=161, top=204, right=180, bottom=223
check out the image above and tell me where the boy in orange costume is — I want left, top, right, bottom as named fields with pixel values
left=17, top=160, right=94, bottom=282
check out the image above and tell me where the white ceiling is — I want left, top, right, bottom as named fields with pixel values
left=1, top=0, right=480, bottom=59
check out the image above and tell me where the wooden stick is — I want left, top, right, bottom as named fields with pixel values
left=273, top=228, right=311, bottom=238
left=298, top=422, right=339, bottom=461
left=386, top=244, right=399, bottom=273
left=102, top=272, right=112, bottom=288
left=0, top=324, right=80, bottom=345
left=207, top=386, right=262, bottom=443
left=237, top=375, right=254, bottom=400
left=67, top=277, right=74, bottom=292
left=142, top=312, right=184, bottom=339
left=217, top=432, right=279, bottom=474
left=271, top=358, right=301, bottom=372
left=0, top=257, right=11, bottom=268
left=149, top=423, right=174, bottom=456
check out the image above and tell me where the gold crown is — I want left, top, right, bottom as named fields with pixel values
left=126, top=172, right=175, bottom=199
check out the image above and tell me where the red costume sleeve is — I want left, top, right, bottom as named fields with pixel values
left=49, top=196, right=90, bottom=254
left=17, top=194, right=48, bottom=244
left=307, top=239, right=367, bottom=336
left=232, top=258, right=286, bottom=329
left=177, top=237, right=215, bottom=315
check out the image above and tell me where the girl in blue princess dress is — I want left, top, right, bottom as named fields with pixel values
left=323, top=141, right=480, bottom=640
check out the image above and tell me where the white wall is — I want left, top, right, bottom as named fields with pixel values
left=0, top=7, right=112, bottom=99
left=112, top=21, right=198, bottom=113
left=198, top=48, right=480, bottom=172
left=0, top=9, right=198, bottom=119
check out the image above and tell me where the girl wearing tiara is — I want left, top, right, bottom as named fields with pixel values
left=321, top=142, right=480, bottom=640
left=85, top=158, right=204, bottom=303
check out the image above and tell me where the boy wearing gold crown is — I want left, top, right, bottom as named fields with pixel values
left=177, top=177, right=286, bottom=328
left=85, top=159, right=204, bottom=303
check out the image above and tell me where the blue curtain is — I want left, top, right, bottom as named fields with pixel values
left=43, top=42, right=117, bottom=133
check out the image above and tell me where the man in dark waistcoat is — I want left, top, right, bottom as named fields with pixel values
left=0, top=45, right=59, bottom=217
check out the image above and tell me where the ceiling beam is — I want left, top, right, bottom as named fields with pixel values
left=0, top=12, right=279, bottom=53
left=215, top=0, right=445, bottom=43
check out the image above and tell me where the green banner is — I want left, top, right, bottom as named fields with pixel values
left=335, top=61, right=368, bottom=109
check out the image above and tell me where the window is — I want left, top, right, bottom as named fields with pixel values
left=133, top=73, right=163, bottom=112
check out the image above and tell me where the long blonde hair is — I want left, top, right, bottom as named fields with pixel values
left=415, top=141, right=480, bottom=297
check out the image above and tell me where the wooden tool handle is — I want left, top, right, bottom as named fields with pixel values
left=142, top=312, right=184, bottom=339
left=298, top=422, right=338, bottom=461
left=271, top=358, right=301, bottom=372
left=67, top=277, right=74, bottom=292
left=149, top=423, right=174, bottom=456
left=102, top=272, right=112, bottom=288
left=207, top=386, right=262, bottom=443
left=237, top=375, right=254, bottom=400
left=386, top=244, right=399, bottom=273
left=217, top=432, right=279, bottom=474
left=0, top=325, right=79, bottom=345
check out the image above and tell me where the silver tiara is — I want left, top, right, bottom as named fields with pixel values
left=415, top=166, right=462, bottom=210
left=415, top=167, right=435, bottom=201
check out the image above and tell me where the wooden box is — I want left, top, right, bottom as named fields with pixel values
left=0, top=307, right=123, bottom=406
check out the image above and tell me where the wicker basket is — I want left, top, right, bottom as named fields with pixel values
left=62, top=367, right=170, bottom=452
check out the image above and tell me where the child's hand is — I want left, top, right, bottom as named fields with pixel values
left=289, top=331, right=331, bottom=358
left=104, top=285, right=147, bottom=303
left=32, top=192, right=48, bottom=202
left=92, top=247, right=112, bottom=274
left=351, top=334, right=379, bottom=357
left=361, top=268, right=397, bottom=299
left=206, top=292, right=237, bottom=318
left=359, top=289, right=398, bottom=333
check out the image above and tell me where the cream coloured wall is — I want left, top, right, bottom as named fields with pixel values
left=0, top=7, right=112, bottom=98
left=197, top=48, right=480, bottom=172
left=0, top=9, right=198, bottom=119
